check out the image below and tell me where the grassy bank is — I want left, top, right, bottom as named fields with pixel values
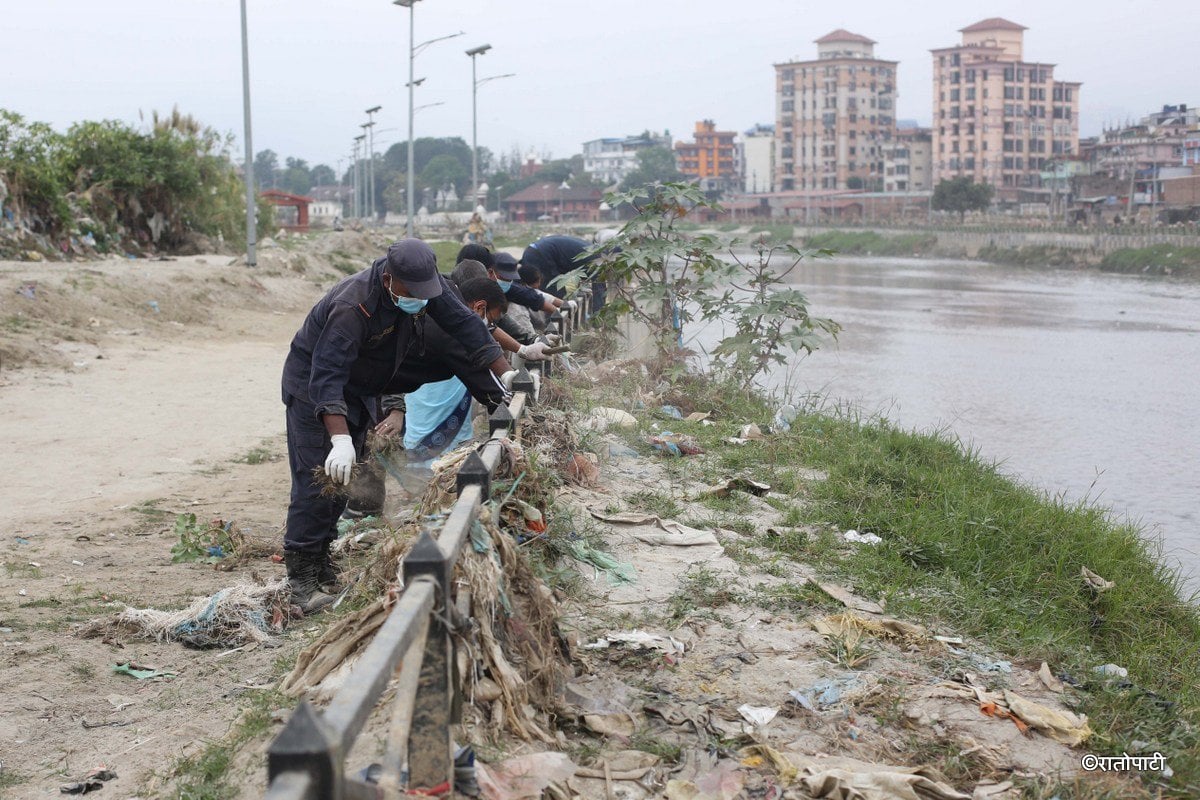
left=1100, top=244, right=1200, bottom=276
left=976, top=243, right=1092, bottom=268
left=582, top=366, right=1199, bottom=797
left=803, top=229, right=939, bottom=256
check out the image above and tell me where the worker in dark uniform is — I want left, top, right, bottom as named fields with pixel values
left=281, top=238, right=512, bottom=612
left=520, top=235, right=607, bottom=312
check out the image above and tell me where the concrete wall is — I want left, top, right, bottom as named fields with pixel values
left=796, top=225, right=1200, bottom=257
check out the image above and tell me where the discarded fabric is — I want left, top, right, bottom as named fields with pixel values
left=584, top=629, right=686, bottom=657
left=843, top=529, right=882, bottom=545
left=112, top=662, right=176, bottom=680
left=1081, top=566, right=1115, bottom=593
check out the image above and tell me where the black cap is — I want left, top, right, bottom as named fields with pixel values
left=493, top=252, right=519, bottom=281
left=385, top=239, right=443, bottom=299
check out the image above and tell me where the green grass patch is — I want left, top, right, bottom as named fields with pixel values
left=763, top=411, right=1200, bottom=790
left=1100, top=244, right=1200, bottom=276
left=747, top=223, right=795, bottom=243
left=804, top=230, right=938, bottom=256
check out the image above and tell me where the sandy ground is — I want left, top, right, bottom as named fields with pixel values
left=0, top=243, right=357, bottom=797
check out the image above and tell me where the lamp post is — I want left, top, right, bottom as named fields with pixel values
left=558, top=180, right=569, bottom=222
left=238, top=0, right=256, bottom=266
left=365, top=105, right=381, bottom=222
left=466, top=44, right=490, bottom=208
left=393, top=0, right=462, bottom=237
left=354, top=134, right=366, bottom=219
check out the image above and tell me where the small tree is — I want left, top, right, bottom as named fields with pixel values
left=701, top=238, right=841, bottom=391
left=554, top=182, right=839, bottom=383
left=932, top=177, right=994, bottom=221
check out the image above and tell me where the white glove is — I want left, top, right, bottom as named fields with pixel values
left=518, top=342, right=550, bottom=361
left=566, top=299, right=578, bottom=312
left=324, top=434, right=355, bottom=486
left=530, top=370, right=541, bottom=402
left=500, top=369, right=518, bottom=391
left=544, top=333, right=563, bottom=347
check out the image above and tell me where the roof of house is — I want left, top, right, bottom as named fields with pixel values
left=815, top=29, right=876, bottom=45
left=502, top=183, right=603, bottom=204
left=959, top=17, right=1027, bottom=33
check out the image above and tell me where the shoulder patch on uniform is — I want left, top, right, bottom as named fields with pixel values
left=357, top=303, right=372, bottom=319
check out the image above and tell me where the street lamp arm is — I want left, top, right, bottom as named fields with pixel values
left=414, top=30, right=464, bottom=57
left=476, top=72, right=516, bottom=88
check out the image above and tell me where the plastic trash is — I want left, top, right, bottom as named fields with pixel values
left=843, top=529, right=883, bottom=545
left=607, top=442, right=640, bottom=459
left=588, top=407, right=637, bottom=430
left=1093, top=663, right=1128, bottom=679
left=147, top=300, right=160, bottom=313
left=737, top=703, right=778, bottom=729
left=1081, top=566, right=1114, bottom=593
left=772, top=404, right=798, bottom=432
left=112, top=662, right=177, bottom=680
left=739, top=423, right=765, bottom=440
left=660, top=404, right=683, bottom=419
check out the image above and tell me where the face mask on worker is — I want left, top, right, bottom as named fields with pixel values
left=394, top=295, right=427, bottom=314
left=386, top=276, right=428, bottom=314
left=496, top=279, right=513, bottom=293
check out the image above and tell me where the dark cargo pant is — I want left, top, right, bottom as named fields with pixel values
left=283, top=353, right=508, bottom=552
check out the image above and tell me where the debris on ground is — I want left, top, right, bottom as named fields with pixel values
left=843, top=529, right=883, bottom=545
left=648, top=432, right=704, bottom=456
left=59, top=766, right=117, bottom=794
left=78, top=580, right=292, bottom=649
left=476, top=751, right=576, bottom=800
left=1081, top=565, right=1115, bottom=593
left=111, top=663, right=176, bottom=680
left=696, top=476, right=770, bottom=499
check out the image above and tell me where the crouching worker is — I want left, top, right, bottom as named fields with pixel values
left=280, top=239, right=512, bottom=613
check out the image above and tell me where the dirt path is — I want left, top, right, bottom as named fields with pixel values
left=0, top=248, right=344, bottom=797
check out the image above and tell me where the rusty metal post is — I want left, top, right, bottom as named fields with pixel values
left=268, top=701, right=343, bottom=800
left=401, top=531, right=454, bottom=795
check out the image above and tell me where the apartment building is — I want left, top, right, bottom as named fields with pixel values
left=882, top=127, right=933, bottom=192
left=773, top=30, right=897, bottom=191
left=742, top=124, right=775, bottom=193
left=675, top=120, right=740, bottom=193
left=581, top=131, right=671, bottom=186
left=931, top=18, right=1081, bottom=203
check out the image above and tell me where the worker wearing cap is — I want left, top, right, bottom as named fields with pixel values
left=280, top=238, right=511, bottom=612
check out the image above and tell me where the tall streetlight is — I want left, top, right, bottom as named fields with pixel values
left=354, top=134, right=366, bottom=219
left=393, top=0, right=461, bottom=237
left=466, top=44, right=491, bottom=206
left=365, top=105, right=381, bottom=221
left=466, top=43, right=514, bottom=210
left=238, top=0, right=256, bottom=266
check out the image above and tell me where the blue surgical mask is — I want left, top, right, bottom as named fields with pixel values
left=394, top=296, right=428, bottom=314
left=497, top=279, right=513, bottom=293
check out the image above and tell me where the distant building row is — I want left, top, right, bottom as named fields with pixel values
left=773, top=18, right=1081, bottom=204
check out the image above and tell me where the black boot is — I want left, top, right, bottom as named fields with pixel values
left=318, top=540, right=343, bottom=595
left=284, top=550, right=336, bottom=614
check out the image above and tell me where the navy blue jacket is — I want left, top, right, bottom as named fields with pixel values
left=522, top=236, right=595, bottom=298
left=505, top=282, right=547, bottom=312
left=282, top=258, right=502, bottom=424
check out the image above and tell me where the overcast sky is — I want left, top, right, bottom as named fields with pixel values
left=4, top=1, right=1192, bottom=173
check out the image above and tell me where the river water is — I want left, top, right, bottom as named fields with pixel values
left=690, top=256, right=1200, bottom=589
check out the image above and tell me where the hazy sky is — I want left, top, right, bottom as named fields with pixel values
left=3, top=1, right=1192, bottom=173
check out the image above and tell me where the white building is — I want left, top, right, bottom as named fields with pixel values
left=582, top=131, right=671, bottom=185
left=742, top=124, right=775, bottom=193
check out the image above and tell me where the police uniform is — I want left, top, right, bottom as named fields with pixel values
left=520, top=235, right=606, bottom=308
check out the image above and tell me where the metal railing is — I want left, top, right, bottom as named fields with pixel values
left=264, top=288, right=592, bottom=799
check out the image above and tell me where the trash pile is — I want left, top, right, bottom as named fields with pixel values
left=282, top=429, right=573, bottom=744
left=77, top=580, right=293, bottom=649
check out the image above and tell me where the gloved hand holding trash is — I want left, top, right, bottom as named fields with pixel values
left=324, top=435, right=355, bottom=485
